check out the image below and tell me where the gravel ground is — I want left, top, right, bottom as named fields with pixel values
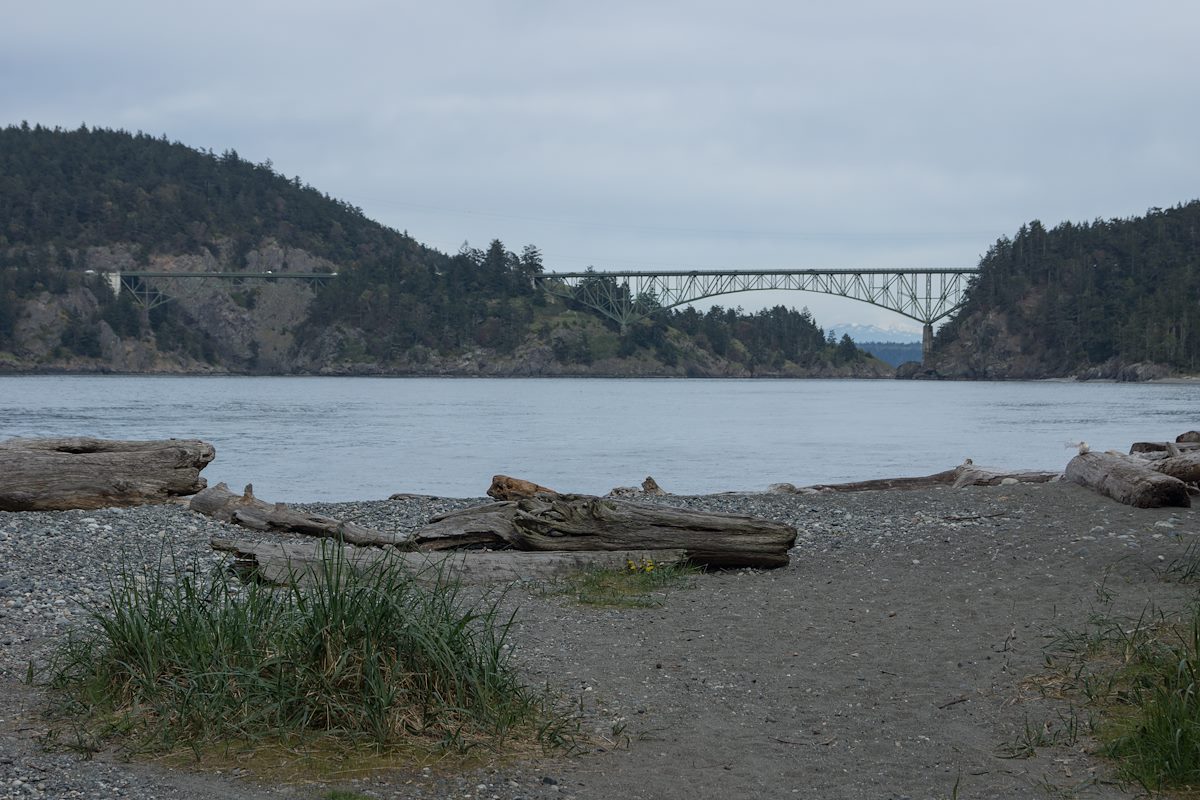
left=1, top=483, right=1198, bottom=799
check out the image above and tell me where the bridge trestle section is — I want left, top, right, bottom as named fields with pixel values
left=108, top=271, right=339, bottom=309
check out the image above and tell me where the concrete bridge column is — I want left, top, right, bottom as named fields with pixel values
left=921, top=323, right=933, bottom=363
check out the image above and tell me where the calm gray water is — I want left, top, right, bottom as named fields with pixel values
left=0, top=376, right=1196, bottom=501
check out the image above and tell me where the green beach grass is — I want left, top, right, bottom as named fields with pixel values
left=36, top=545, right=573, bottom=773
left=1029, top=563, right=1200, bottom=794
left=553, top=557, right=698, bottom=608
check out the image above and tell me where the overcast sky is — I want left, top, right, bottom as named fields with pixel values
left=3, top=1, right=1198, bottom=331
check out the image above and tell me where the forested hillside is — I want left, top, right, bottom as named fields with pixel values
left=931, top=202, right=1200, bottom=379
left=0, top=123, right=884, bottom=377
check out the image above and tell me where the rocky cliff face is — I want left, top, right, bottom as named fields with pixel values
left=925, top=309, right=1045, bottom=379
left=926, top=304, right=1174, bottom=382
left=0, top=283, right=220, bottom=374
left=1, top=241, right=328, bottom=374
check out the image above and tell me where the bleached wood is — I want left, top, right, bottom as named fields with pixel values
left=415, top=502, right=517, bottom=550
left=1130, top=441, right=1200, bottom=454
left=1065, top=451, right=1191, bottom=508
left=210, top=536, right=686, bottom=585
left=190, top=482, right=410, bottom=546
left=0, top=436, right=214, bottom=511
left=413, top=495, right=796, bottom=568
left=1150, top=451, right=1200, bottom=487
left=804, top=467, right=962, bottom=493
left=951, top=466, right=1060, bottom=489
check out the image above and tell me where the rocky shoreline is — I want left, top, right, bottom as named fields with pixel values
left=2, top=483, right=1198, bottom=798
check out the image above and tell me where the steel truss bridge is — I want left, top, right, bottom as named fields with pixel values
left=106, top=266, right=978, bottom=361
left=108, top=271, right=338, bottom=310
left=534, top=268, right=979, bottom=359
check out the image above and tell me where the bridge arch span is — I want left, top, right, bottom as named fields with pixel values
left=533, top=268, right=978, bottom=360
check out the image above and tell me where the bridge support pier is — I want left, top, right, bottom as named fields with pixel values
left=921, top=323, right=933, bottom=364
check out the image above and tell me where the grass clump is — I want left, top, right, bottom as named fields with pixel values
left=39, top=545, right=567, bottom=768
left=556, top=558, right=697, bottom=608
left=1100, top=608, right=1200, bottom=792
left=1036, top=602, right=1200, bottom=793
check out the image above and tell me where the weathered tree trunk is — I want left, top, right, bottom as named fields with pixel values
left=1065, top=451, right=1192, bottom=508
left=802, top=465, right=971, bottom=493
left=190, top=483, right=410, bottom=546
left=0, top=437, right=214, bottom=511
left=211, top=536, right=686, bottom=585
left=416, top=502, right=518, bottom=550
left=1149, top=451, right=1200, bottom=487
left=951, top=465, right=1060, bottom=488
left=803, top=462, right=1058, bottom=493
left=413, top=495, right=797, bottom=568
left=508, top=496, right=796, bottom=568
left=1130, top=441, right=1200, bottom=454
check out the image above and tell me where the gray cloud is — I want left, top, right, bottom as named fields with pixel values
left=4, top=0, right=1198, bottom=328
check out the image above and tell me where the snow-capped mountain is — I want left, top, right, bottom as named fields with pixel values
left=825, top=323, right=923, bottom=343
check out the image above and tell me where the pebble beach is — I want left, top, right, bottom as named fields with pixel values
left=2, top=483, right=1198, bottom=799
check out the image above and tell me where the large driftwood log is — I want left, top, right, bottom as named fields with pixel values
left=412, top=495, right=797, bottom=568
left=1149, top=451, right=1200, bottom=487
left=798, top=461, right=1060, bottom=494
left=1130, top=441, right=1200, bottom=455
left=0, top=437, right=214, bottom=511
left=951, top=465, right=1060, bottom=489
left=211, top=536, right=686, bottom=585
left=416, top=502, right=518, bottom=550
left=190, top=483, right=410, bottom=546
left=803, top=467, right=962, bottom=493
left=1065, top=451, right=1192, bottom=508
left=507, top=496, right=795, bottom=567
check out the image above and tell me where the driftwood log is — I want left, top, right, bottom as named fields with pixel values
left=190, top=483, right=410, bottom=546
left=194, top=484, right=792, bottom=569
left=796, top=461, right=1058, bottom=494
left=1148, top=451, right=1200, bottom=487
left=415, top=503, right=519, bottom=550
left=211, top=536, right=686, bottom=585
left=608, top=476, right=668, bottom=497
left=1065, top=451, right=1192, bottom=508
left=802, top=467, right=962, bottom=493
left=487, top=474, right=557, bottom=500
left=1130, top=441, right=1200, bottom=455
left=413, top=495, right=797, bottom=568
left=0, top=437, right=214, bottom=511
left=951, top=465, right=1060, bottom=488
